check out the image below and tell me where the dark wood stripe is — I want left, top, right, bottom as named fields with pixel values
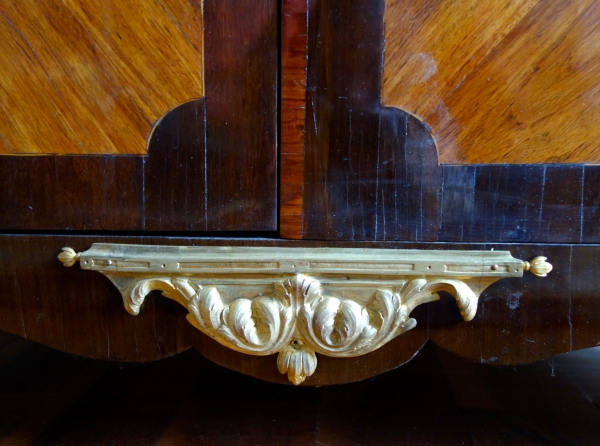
left=203, top=0, right=278, bottom=231
left=582, top=165, right=600, bottom=243
left=571, top=245, right=600, bottom=351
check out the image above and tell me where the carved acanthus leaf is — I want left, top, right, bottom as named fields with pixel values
left=124, top=277, right=297, bottom=356
left=187, top=286, right=295, bottom=355
left=118, top=275, right=483, bottom=383
left=298, top=279, right=456, bottom=357
left=299, top=289, right=396, bottom=356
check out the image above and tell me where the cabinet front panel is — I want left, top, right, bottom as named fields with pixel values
left=280, top=0, right=599, bottom=243
left=0, top=0, right=278, bottom=232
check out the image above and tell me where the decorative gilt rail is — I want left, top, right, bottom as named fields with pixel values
left=59, top=244, right=552, bottom=384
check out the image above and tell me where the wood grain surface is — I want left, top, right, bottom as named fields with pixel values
left=0, top=0, right=278, bottom=232
left=1, top=234, right=598, bottom=385
left=202, top=0, right=278, bottom=231
left=383, top=0, right=600, bottom=164
left=0, top=0, right=204, bottom=155
left=280, top=0, right=309, bottom=239
left=280, top=0, right=599, bottom=242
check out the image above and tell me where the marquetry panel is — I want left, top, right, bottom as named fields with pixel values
left=281, top=0, right=597, bottom=242
left=0, top=0, right=277, bottom=232
left=383, top=0, right=600, bottom=164
left=0, top=0, right=203, bottom=155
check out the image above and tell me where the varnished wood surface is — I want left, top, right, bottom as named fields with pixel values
left=1, top=333, right=600, bottom=445
left=0, top=0, right=203, bottom=155
left=280, top=0, right=309, bottom=239
left=280, top=0, right=599, bottom=242
left=202, top=0, right=278, bottom=231
left=383, top=0, right=600, bottom=164
left=0, top=234, right=598, bottom=385
left=0, top=0, right=278, bottom=232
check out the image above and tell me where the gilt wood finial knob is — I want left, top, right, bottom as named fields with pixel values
left=58, top=247, right=81, bottom=267
left=523, top=256, right=553, bottom=277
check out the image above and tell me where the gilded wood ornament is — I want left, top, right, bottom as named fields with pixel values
left=59, top=244, right=551, bottom=384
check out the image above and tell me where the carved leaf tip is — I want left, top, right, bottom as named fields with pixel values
left=277, top=340, right=317, bottom=385
left=524, top=257, right=553, bottom=277
left=57, top=247, right=80, bottom=267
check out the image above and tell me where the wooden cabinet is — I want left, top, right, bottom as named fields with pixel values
left=277, top=0, right=600, bottom=382
left=0, top=0, right=599, bottom=385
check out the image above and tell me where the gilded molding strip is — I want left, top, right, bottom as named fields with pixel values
left=58, top=244, right=552, bottom=385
